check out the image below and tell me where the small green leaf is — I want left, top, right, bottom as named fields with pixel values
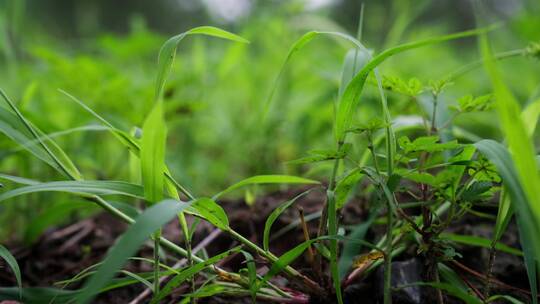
left=287, top=145, right=351, bottom=165
left=335, top=168, right=363, bottom=209
left=191, top=198, right=229, bottom=230
left=399, top=136, right=461, bottom=154
left=456, top=94, right=492, bottom=112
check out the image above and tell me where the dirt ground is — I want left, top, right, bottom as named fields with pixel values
left=0, top=188, right=533, bottom=303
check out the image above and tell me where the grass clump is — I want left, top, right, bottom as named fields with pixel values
left=0, top=4, right=539, bottom=304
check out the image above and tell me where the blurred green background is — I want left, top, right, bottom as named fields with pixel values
left=0, top=0, right=539, bottom=242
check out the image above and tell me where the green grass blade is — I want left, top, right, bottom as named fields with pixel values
left=240, top=250, right=258, bottom=303
left=441, top=233, right=522, bottom=256
left=60, top=91, right=193, bottom=199
left=0, top=90, right=82, bottom=179
left=415, top=282, right=482, bottom=304
left=493, top=189, right=513, bottom=243
left=141, top=102, right=167, bottom=204
left=262, top=30, right=372, bottom=119
left=120, top=270, right=154, bottom=291
left=487, top=295, right=525, bottom=304
left=151, top=246, right=241, bottom=304
left=256, top=240, right=314, bottom=294
left=0, top=245, right=22, bottom=299
left=263, top=190, right=312, bottom=251
left=0, top=287, right=78, bottom=304
left=76, top=199, right=192, bottom=303
left=479, top=33, right=540, bottom=234
left=0, top=173, right=40, bottom=185
left=327, top=190, right=343, bottom=304
left=58, top=90, right=141, bottom=153
left=521, top=98, right=540, bottom=136
left=155, top=26, right=248, bottom=100
left=0, top=180, right=144, bottom=202
left=475, top=140, right=539, bottom=304
left=338, top=209, right=378, bottom=278
left=438, top=263, right=471, bottom=294
left=213, top=175, right=320, bottom=200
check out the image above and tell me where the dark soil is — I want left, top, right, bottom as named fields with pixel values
left=0, top=188, right=534, bottom=303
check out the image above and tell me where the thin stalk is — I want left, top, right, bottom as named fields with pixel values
left=317, top=151, right=342, bottom=239
left=366, top=127, right=394, bottom=304
left=483, top=244, right=497, bottom=299
left=298, top=207, right=315, bottom=265
left=178, top=212, right=195, bottom=303
left=153, top=229, right=161, bottom=294
left=226, top=228, right=322, bottom=293
left=383, top=204, right=393, bottom=304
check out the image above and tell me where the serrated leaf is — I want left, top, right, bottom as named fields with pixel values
left=399, top=136, right=461, bottom=153
left=456, top=94, right=492, bottom=112
left=335, top=168, right=363, bottom=209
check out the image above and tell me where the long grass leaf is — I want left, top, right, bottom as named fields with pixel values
left=0, top=180, right=144, bottom=202
left=0, top=245, right=22, bottom=299
left=521, top=98, right=540, bottom=137
left=475, top=140, right=539, bottom=303
left=0, top=287, right=78, bottom=304
left=0, top=91, right=81, bottom=179
left=141, top=102, right=167, bottom=203
left=151, top=246, right=241, bottom=304
left=213, top=175, right=319, bottom=200
left=479, top=33, right=540, bottom=235
left=76, top=199, right=192, bottom=303
left=155, top=26, right=248, bottom=100
left=263, top=190, right=313, bottom=251
left=441, top=233, right=522, bottom=256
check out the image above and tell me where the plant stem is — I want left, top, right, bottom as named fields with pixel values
left=383, top=199, right=393, bottom=304
left=153, top=228, right=161, bottom=294
left=483, top=244, right=497, bottom=299
left=226, top=227, right=323, bottom=294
